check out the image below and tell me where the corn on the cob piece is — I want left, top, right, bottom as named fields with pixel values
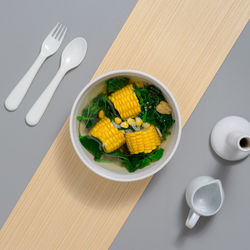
left=125, top=125, right=161, bottom=154
left=90, top=117, right=125, bottom=152
left=108, top=84, right=141, bottom=119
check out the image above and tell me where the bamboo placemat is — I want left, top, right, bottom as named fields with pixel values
left=1, top=0, right=249, bottom=249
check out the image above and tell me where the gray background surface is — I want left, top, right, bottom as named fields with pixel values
left=0, top=1, right=249, bottom=250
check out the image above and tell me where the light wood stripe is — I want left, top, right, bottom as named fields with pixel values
left=1, top=0, right=249, bottom=249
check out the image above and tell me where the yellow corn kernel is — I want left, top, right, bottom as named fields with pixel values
left=98, top=110, right=105, bottom=119
left=121, top=121, right=129, bottom=128
left=135, top=117, right=143, bottom=127
left=142, top=122, right=150, bottom=128
left=108, top=84, right=141, bottom=119
left=127, top=118, right=135, bottom=125
left=125, top=125, right=161, bottom=154
left=114, top=117, right=122, bottom=124
left=90, top=117, right=125, bottom=153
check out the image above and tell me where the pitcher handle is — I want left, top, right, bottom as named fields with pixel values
left=185, top=210, right=200, bottom=229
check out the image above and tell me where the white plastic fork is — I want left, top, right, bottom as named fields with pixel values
left=5, top=23, right=67, bottom=111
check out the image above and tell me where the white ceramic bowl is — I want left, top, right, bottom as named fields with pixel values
left=70, top=70, right=181, bottom=182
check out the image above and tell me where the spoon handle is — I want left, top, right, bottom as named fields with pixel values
left=26, top=69, right=65, bottom=126
left=5, top=53, right=46, bottom=111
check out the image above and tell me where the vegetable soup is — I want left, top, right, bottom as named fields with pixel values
left=77, top=77, right=174, bottom=172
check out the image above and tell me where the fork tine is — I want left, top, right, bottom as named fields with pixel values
left=53, top=24, right=63, bottom=39
left=58, top=26, right=67, bottom=41
left=49, top=23, right=60, bottom=37
left=56, top=25, right=65, bottom=40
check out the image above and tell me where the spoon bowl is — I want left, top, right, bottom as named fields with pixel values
left=60, top=37, right=87, bottom=72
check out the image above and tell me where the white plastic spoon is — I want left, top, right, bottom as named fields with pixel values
left=26, top=37, right=87, bottom=126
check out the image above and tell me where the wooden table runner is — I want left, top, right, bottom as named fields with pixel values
left=1, top=0, right=249, bottom=249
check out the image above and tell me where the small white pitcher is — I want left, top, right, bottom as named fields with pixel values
left=185, top=176, right=224, bottom=229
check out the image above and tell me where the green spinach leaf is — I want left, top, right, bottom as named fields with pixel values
left=135, top=84, right=175, bottom=139
left=101, top=95, right=120, bottom=120
left=81, top=93, right=104, bottom=128
left=105, top=77, right=129, bottom=93
left=103, top=148, right=164, bottom=172
left=77, top=115, right=94, bottom=121
left=134, top=84, right=163, bottom=108
left=79, top=134, right=165, bottom=172
left=148, top=148, right=164, bottom=161
left=80, top=93, right=120, bottom=129
left=130, top=154, right=151, bottom=169
left=79, top=136, right=103, bottom=160
left=103, top=149, right=136, bottom=172
left=104, top=150, right=129, bottom=160
left=146, top=85, right=165, bottom=101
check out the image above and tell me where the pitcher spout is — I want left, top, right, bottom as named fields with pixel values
left=212, top=180, right=224, bottom=199
left=204, top=179, right=224, bottom=211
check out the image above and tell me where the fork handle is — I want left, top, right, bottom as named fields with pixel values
left=5, top=53, right=47, bottom=111
left=26, top=69, right=65, bottom=126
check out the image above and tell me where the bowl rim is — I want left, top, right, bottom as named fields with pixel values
left=69, top=69, right=182, bottom=182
